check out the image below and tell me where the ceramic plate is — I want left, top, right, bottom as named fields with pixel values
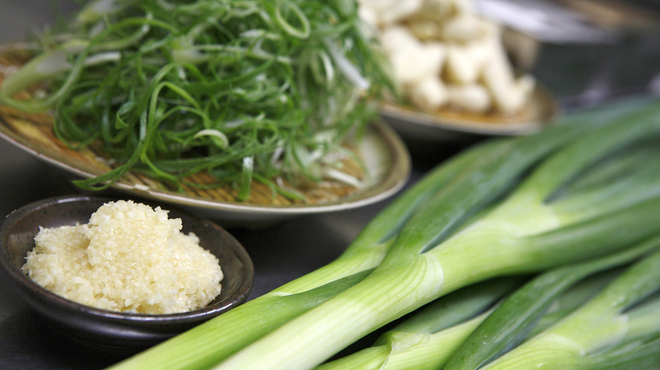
left=380, top=84, right=560, bottom=142
left=0, top=46, right=411, bottom=226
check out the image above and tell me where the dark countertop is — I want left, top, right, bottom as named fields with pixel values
left=0, top=1, right=658, bottom=369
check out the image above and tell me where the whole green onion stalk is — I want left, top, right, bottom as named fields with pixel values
left=107, top=106, right=567, bottom=370
left=0, top=0, right=392, bottom=199
left=321, top=231, right=660, bottom=370
left=203, top=98, right=660, bottom=370
left=110, top=96, right=660, bottom=370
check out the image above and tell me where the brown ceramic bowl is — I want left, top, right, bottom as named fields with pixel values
left=0, top=195, right=254, bottom=349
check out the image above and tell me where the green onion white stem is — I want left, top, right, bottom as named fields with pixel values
left=319, top=254, right=636, bottom=370
left=315, top=277, right=523, bottom=370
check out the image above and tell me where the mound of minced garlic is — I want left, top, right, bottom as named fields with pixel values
left=21, top=200, right=223, bottom=314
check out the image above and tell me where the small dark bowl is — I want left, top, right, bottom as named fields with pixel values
left=0, top=195, right=254, bottom=349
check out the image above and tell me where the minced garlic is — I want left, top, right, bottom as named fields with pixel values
left=21, top=200, right=223, bottom=314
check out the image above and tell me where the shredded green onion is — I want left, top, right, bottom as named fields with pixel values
left=0, top=0, right=390, bottom=199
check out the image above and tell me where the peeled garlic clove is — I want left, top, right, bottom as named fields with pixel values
left=447, top=15, right=501, bottom=44
left=417, top=42, right=447, bottom=79
left=381, top=27, right=426, bottom=86
left=359, top=0, right=424, bottom=27
left=380, top=26, right=420, bottom=56
left=406, top=19, right=444, bottom=41
left=357, top=4, right=378, bottom=30
left=408, top=76, right=449, bottom=111
left=393, top=42, right=446, bottom=87
left=445, top=41, right=487, bottom=84
left=442, top=13, right=493, bottom=43
left=415, top=0, right=476, bottom=23
left=482, top=40, right=534, bottom=115
left=447, top=84, right=492, bottom=113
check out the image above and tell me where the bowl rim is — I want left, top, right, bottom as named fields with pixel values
left=0, top=194, right=255, bottom=325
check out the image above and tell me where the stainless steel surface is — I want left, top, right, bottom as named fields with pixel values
left=475, top=0, right=623, bottom=44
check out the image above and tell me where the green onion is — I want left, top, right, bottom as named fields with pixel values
left=445, top=233, right=660, bottom=370
left=208, top=99, right=660, bottom=370
left=109, top=88, right=598, bottom=370
left=315, top=277, right=523, bottom=370
left=581, top=338, right=660, bottom=370
left=108, top=125, right=516, bottom=370
left=320, top=229, right=660, bottom=370
left=481, top=247, right=660, bottom=370
left=0, top=0, right=390, bottom=198
left=109, top=96, right=660, bottom=370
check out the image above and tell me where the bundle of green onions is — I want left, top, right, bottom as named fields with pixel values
left=108, top=95, right=660, bottom=370
left=320, top=235, right=660, bottom=370
left=0, top=0, right=390, bottom=199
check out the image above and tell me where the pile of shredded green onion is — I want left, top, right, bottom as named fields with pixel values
left=0, top=0, right=390, bottom=200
